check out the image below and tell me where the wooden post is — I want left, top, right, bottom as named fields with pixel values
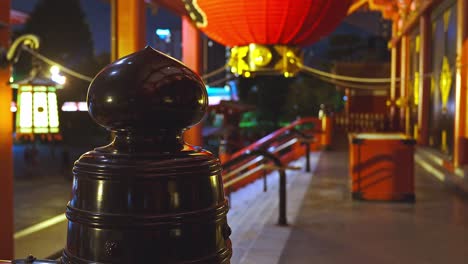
left=418, top=11, right=431, bottom=145
left=400, top=36, right=410, bottom=135
left=454, top=0, right=468, bottom=166
left=182, top=17, right=203, bottom=146
left=390, top=23, right=401, bottom=131
left=114, top=0, right=146, bottom=59
left=0, top=0, right=14, bottom=259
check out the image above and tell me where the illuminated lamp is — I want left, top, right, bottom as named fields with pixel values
left=182, top=0, right=353, bottom=77
left=206, top=85, right=234, bottom=105
left=11, top=75, right=62, bottom=140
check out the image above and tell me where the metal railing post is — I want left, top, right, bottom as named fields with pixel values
left=305, top=142, right=311, bottom=172
left=222, top=150, right=288, bottom=226
left=278, top=168, right=287, bottom=226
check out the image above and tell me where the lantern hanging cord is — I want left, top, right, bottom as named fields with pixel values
left=306, top=72, right=391, bottom=90
left=201, top=64, right=228, bottom=80
left=299, top=63, right=398, bottom=83
left=205, top=75, right=236, bottom=87
left=22, top=47, right=93, bottom=82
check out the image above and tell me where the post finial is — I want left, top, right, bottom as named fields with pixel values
left=87, top=46, right=208, bottom=132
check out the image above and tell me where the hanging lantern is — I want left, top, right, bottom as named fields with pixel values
left=11, top=75, right=62, bottom=140
left=182, top=0, right=353, bottom=77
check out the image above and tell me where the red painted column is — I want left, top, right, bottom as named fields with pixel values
left=400, top=36, right=410, bottom=135
left=454, top=0, right=468, bottom=166
left=182, top=17, right=203, bottom=146
left=418, top=11, right=431, bottom=145
left=114, top=0, right=146, bottom=59
left=0, top=0, right=14, bottom=259
left=390, top=23, right=401, bottom=131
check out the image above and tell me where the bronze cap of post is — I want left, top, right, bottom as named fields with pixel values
left=62, top=47, right=232, bottom=263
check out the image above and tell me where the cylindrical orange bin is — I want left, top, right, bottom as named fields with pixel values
left=349, top=133, right=416, bottom=202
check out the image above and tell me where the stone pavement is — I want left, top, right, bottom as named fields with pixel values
left=275, top=139, right=468, bottom=264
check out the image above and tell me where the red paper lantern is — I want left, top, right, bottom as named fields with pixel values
left=184, top=0, right=353, bottom=47
left=182, top=0, right=352, bottom=77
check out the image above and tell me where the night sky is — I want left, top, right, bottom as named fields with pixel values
left=12, top=0, right=181, bottom=55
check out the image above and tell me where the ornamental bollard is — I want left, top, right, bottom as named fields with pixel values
left=61, top=47, right=232, bottom=263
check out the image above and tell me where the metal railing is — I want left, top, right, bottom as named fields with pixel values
left=221, top=117, right=321, bottom=226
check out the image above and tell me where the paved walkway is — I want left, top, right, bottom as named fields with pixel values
left=276, top=139, right=468, bottom=264
left=12, top=137, right=468, bottom=262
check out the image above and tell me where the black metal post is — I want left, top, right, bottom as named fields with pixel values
left=222, top=150, right=287, bottom=226
left=305, top=142, right=311, bottom=172
left=62, top=47, right=232, bottom=263
left=278, top=168, right=287, bottom=226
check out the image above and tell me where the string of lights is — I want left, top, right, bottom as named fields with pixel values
left=299, top=64, right=453, bottom=89
left=205, top=75, right=235, bottom=87
left=23, top=46, right=229, bottom=84
left=21, top=47, right=454, bottom=90
left=306, top=72, right=391, bottom=90
left=299, top=63, right=395, bottom=83
left=201, top=64, right=228, bottom=80
left=22, top=47, right=94, bottom=82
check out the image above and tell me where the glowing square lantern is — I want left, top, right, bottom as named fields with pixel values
left=11, top=76, right=61, bottom=137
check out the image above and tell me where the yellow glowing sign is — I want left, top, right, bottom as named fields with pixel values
left=229, top=44, right=302, bottom=77
left=250, top=45, right=272, bottom=67
left=413, top=72, right=420, bottom=105
left=229, top=46, right=250, bottom=76
left=439, top=57, right=452, bottom=110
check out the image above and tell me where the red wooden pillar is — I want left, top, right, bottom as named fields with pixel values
left=0, top=0, right=14, bottom=259
left=113, top=0, right=146, bottom=60
left=182, top=17, right=203, bottom=146
left=400, top=35, right=410, bottom=135
left=390, top=23, right=401, bottom=131
left=418, top=11, right=432, bottom=145
left=454, top=0, right=468, bottom=166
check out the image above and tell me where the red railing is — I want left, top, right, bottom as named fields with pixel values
left=229, top=117, right=322, bottom=160
left=221, top=117, right=323, bottom=193
left=334, top=113, right=388, bottom=133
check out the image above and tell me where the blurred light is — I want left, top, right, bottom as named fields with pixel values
left=50, top=65, right=60, bottom=75
left=62, top=102, right=78, bottom=112
left=10, top=102, right=17, bottom=112
left=50, top=65, right=66, bottom=85
left=9, top=76, right=14, bottom=83
left=156, top=29, right=171, bottom=43
left=156, top=29, right=171, bottom=37
left=19, top=91, right=33, bottom=128
left=77, top=102, right=88, bottom=111
left=343, top=95, right=348, bottom=101
left=51, top=74, right=66, bottom=85
left=48, top=93, right=59, bottom=128
left=62, top=101, right=88, bottom=112
left=33, top=92, right=49, bottom=127
left=208, top=95, right=231, bottom=105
